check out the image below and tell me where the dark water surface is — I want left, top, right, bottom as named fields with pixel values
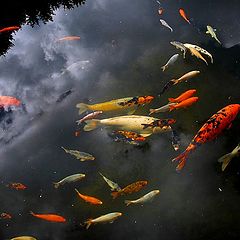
left=1, top=0, right=240, bottom=239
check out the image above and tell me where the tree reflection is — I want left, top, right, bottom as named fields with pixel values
left=0, top=0, right=86, bottom=56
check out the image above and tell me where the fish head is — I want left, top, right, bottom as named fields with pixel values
left=140, top=180, right=148, bottom=186
left=138, top=96, right=154, bottom=104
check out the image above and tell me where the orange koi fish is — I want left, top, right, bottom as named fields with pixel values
left=0, top=96, right=21, bottom=107
left=168, top=89, right=197, bottom=103
left=0, top=26, right=20, bottom=33
left=169, top=97, right=199, bottom=111
left=56, top=36, right=80, bottom=42
left=158, top=8, right=164, bottom=15
left=7, top=183, right=27, bottom=190
left=30, top=211, right=66, bottom=222
left=172, top=104, right=240, bottom=171
left=75, top=189, right=103, bottom=205
left=179, top=8, right=191, bottom=24
left=111, top=180, right=148, bottom=199
left=0, top=212, right=12, bottom=219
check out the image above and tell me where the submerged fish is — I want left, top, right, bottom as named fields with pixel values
left=171, top=129, right=180, bottom=151
left=161, top=54, right=179, bottom=72
left=0, top=26, right=20, bottom=33
left=83, top=115, right=172, bottom=137
left=218, top=143, right=240, bottom=171
left=76, top=96, right=154, bottom=115
left=83, top=212, right=122, bottom=229
left=7, top=183, right=27, bottom=190
left=141, top=118, right=176, bottom=129
left=168, top=89, right=197, bottom=103
left=53, top=173, right=85, bottom=189
left=113, top=130, right=146, bottom=142
left=111, top=180, right=148, bottom=199
left=125, top=190, right=160, bottom=206
left=0, top=212, right=12, bottom=219
left=10, top=237, right=37, bottom=240
left=169, top=97, right=199, bottom=111
left=206, top=25, right=221, bottom=45
left=76, top=111, right=103, bottom=125
left=159, top=19, right=173, bottom=32
left=170, top=41, right=187, bottom=58
left=0, top=96, right=21, bottom=107
left=99, top=172, right=121, bottom=191
left=75, top=189, right=103, bottom=205
left=149, top=103, right=177, bottom=115
left=179, top=8, right=191, bottom=24
left=188, top=47, right=208, bottom=65
left=172, top=104, right=240, bottom=171
left=56, top=36, right=80, bottom=41
left=158, top=8, right=164, bottom=15
left=184, top=43, right=213, bottom=63
left=56, top=90, right=73, bottom=103
left=61, top=147, right=95, bottom=161
left=30, top=211, right=66, bottom=223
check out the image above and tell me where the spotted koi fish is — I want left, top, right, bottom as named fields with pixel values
left=172, top=104, right=240, bottom=171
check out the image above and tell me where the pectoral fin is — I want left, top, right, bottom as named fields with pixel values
left=206, top=31, right=209, bottom=34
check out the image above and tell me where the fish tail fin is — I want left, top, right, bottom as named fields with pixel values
left=171, top=79, right=178, bottom=85
left=161, top=65, right=167, bottom=72
left=76, top=103, right=89, bottom=115
left=53, top=182, right=60, bottom=189
left=149, top=109, right=155, bottom=115
left=83, top=119, right=101, bottom=131
left=84, top=219, right=93, bottom=229
left=218, top=153, right=234, bottom=171
left=169, top=105, right=175, bottom=111
left=124, top=200, right=132, bottom=206
left=168, top=98, right=176, bottom=103
left=172, top=150, right=191, bottom=172
left=111, top=191, right=119, bottom=199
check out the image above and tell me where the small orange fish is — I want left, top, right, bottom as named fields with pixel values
left=75, top=130, right=81, bottom=137
left=168, top=89, right=197, bottom=103
left=56, top=36, right=80, bottom=42
left=158, top=8, right=164, bottom=15
left=7, top=182, right=27, bottom=190
left=111, top=180, right=148, bottom=199
left=0, top=96, right=21, bottom=107
left=179, top=8, right=191, bottom=24
left=30, top=211, right=66, bottom=222
left=169, top=97, right=199, bottom=111
left=0, top=212, right=12, bottom=219
left=75, top=189, right=103, bottom=205
left=0, top=26, right=20, bottom=33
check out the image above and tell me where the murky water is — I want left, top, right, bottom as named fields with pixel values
left=0, top=0, right=240, bottom=239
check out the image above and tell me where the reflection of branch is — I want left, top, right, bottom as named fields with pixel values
left=0, top=0, right=86, bottom=56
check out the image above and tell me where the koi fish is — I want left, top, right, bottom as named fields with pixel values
left=76, top=96, right=154, bottom=115
left=75, top=130, right=81, bottom=137
left=125, top=190, right=160, bottom=206
left=218, top=143, right=240, bottom=171
left=159, top=19, right=173, bottom=32
left=10, top=236, right=37, bottom=240
left=171, top=129, right=180, bottom=151
left=76, top=111, right=103, bottom=125
left=56, top=36, right=80, bottom=41
left=161, top=54, right=179, bottom=72
left=169, top=97, right=199, bottom=111
left=61, top=147, right=95, bottom=161
left=158, top=8, right=164, bottom=15
left=159, top=70, right=200, bottom=95
left=141, top=118, right=176, bottom=129
left=83, top=115, right=172, bottom=137
left=30, top=211, right=66, bottom=223
left=56, top=89, right=73, bottom=103
left=188, top=47, right=208, bottom=65
left=170, top=41, right=187, bottom=58
left=108, top=131, right=144, bottom=145
left=0, top=212, right=12, bottom=219
left=0, top=96, right=21, bottom=107
left=168, top=89, right=197, bottom=103
left=183, top=43, right=213, bottom=63
left=179, top=8, right=191, bottom=24
left=111, top=180, right=148, bottom=199
left=83, top=212, right=122, bottom=229
left=0, top=26, right=20, bottom=33
left=99, top=172, right=121, bottom=191
left=172, top=104, right=240, bottom=171
left=206, top=25, right=221, bottom=45
left=149, top=103, right=177, bottom=115
left=53, top=173, right=85, bottom=189
left=75, top=188, right=103, bottom=205
left=113, top=130, right=146, bottom=142
left=7, top=183, right=27, bottom=190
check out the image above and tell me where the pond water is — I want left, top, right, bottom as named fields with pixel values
left=0, top=0, right=240, bottom=239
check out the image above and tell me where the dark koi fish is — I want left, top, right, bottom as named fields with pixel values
left=172, top=104, right=240, bottom=171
